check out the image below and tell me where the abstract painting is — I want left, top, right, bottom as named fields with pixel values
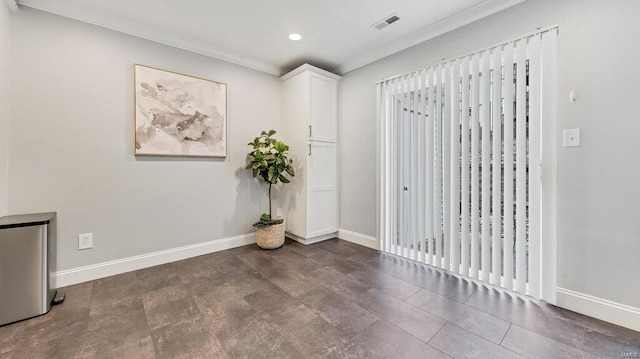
left=134, top=64, right=227, bottom=157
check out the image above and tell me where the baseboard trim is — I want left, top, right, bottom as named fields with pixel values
left=286, top=231, right=336, bottom=245
left=556, top=287, right=640, bottom=332
left=53, top=233, right=256, bottom=288
left=337, top=228, right=379, bottom=250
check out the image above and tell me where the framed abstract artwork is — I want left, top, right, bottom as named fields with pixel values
left=134, top=64, right=227, bottom=157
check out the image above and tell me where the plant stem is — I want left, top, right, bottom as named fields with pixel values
left=268, top=183, right=272, bottom=220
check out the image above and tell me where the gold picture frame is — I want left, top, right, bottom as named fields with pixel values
left=134, top=64, right=227, bottom=158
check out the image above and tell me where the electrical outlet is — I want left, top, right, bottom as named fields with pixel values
left=79, top=233, right=93, bottom=250
left=275, top=208, right=282, bottom=218
left=563, top=128, right=581, bottom=147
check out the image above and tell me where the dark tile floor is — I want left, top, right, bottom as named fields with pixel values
left=1, top=238, right=639, bottom=358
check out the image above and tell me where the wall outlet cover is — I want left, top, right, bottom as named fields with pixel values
left=79, top=233, right=93, bottom=250
left=563, top=128, right=581, bottom=147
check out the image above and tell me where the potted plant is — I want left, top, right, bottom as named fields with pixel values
left=246, top=130, right=295, bottom=249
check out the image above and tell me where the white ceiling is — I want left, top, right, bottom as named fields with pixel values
left=16, top=0, right=524, bottom=75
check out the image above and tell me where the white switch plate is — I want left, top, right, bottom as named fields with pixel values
left=79, top=233, right=93, bottom=250
left=275, top=208, right=282, bottom=218
left=563, top=129, right=581, bottom=147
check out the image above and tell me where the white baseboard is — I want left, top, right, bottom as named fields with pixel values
left=286, top=231, right=336, bottom=245
left=53, top=233, right=256, bottom=288
left=556, top=287, right=640, bottom=332
left=337, top=228, right=379, bottom=250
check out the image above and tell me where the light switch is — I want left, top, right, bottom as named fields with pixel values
left=563, top=129, right=580, bottom=147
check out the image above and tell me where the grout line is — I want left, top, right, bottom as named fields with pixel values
left=430, top=345, right=454, bottom=359
left=263, top=313, right=307, bottom=359
left=379, top=315, right=446, bottom=346
left=87, top=280, right=96, bottom=314
left=461, top=290, right=610, bottom=357
left=426, top=319, right=448, bottom=344
left=499, top=323, right=512, bottom=345
left=317, top=282, right=447, bottom=345
left=494, top=325, right=535, bottom=359
left=393, top=267, right=410, bottom=278
left=459, top=291, right=594, bottom=352
left=212, top=332, right=234, bottom=359
left=442, top=322, right=527, bottom=357
left=464, top=287, right=479, bottom=303
left=403, top=288, right=423, bottom=304
left=463, top=289, right=478, bottom=304
left=400, top=290, right=453, bottom=324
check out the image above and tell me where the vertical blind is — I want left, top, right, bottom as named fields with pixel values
left=377, top=27, right=558, bottom=298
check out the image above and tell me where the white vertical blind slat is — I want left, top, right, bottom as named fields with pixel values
left=460, top=56, right=471, bottom=277
left=377, top=82, right=385, bottom=252
left=515, top=40, right=527, bottom=294
left=528, top=35, right=541, bottom=299
left=470, top=53, right=480, bottom=280
left=392, top=77, right=400, bottom=256
left=386, top=78, right=392, bottom=254
left=540, top=29, right=558, bottom=302
left=397, top=76, right=404, bottom=256
left=435, top=65, right=443, bottom=268
left=386, top=80, right=394, bottom=253
left=420, top=71, right=428, bottom=263
left=410, top=72, right=419, bottom=260
left=416, top=70, right=425, bottom=263
left=481, top=50, right=492, bottom=283
left=425, top=68, right=434, bottom=265
left=443, top=63, right=451, bottom=271
left=403, top=75, right=412, bottom=257
left=490, top=48, right=503, bottom=285
left=399, top=79, right=405, bottom=256
left=502, top=43, right=515, bottom=290
left=450, top=59, right=462, bottom=274
left=384, top=81, right=393, bottom=253
left=402, top=74, right=415, bottom=258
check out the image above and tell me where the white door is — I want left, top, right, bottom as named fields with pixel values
left=398, top=93, right=418, bottom=259
left=306, top=141, right=337, bottom=237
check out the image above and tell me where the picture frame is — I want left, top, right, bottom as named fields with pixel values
left=134, top=64, right=227, bottom=158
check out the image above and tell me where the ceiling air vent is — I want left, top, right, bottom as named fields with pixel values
left=372, top=13, right=401, bottom=30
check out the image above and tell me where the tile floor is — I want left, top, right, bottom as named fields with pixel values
left=1, top=238, right=639, bottom=358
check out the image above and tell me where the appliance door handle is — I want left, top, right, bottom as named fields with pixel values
left=308, top=125, right=312, bottom=138
left=308, top=144, right=312, bottom=156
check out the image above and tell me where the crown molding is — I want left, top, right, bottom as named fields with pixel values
left=281, top=63, right=341, bottom=81
left=333, top=0, right=526, bottom=75
left=3, top=0, right=19, bottom=14
left=16, top=0, right=283, bottom=76
left=16, top=0, right=525, bottom=77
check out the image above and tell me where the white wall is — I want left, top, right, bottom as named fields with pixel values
left=339, top=0, right=640, bottom=309
left=0, top=5, right=10, bottom=217
left=8, top=8, right=282, bottom=270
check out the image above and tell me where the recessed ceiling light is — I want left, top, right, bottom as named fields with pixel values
left=289, top=33, right=302, bottom=41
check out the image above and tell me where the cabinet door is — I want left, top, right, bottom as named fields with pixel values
left=306, top=142, right=337, bottom=237
left=309, top=75, right=337, bottom=143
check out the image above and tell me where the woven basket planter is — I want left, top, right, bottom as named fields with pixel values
left=256, top=222, right=285, bottom=249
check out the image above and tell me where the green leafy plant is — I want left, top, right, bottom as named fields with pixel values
left=246, top=130, right=295, bottom=227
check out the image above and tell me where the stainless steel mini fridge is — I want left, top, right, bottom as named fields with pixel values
left=0, top=212, right=57, bottom=326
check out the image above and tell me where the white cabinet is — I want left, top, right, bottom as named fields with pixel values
left=309, top=74, right=337, bottom=142
left=281, top=64, right=340, bottom=244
